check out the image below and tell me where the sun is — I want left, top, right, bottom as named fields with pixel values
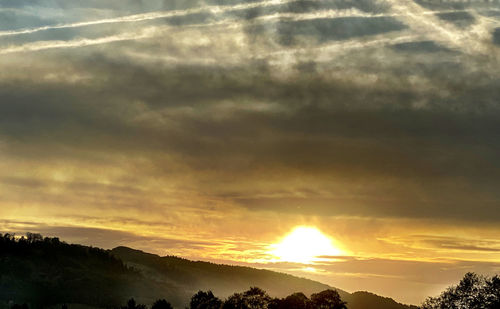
left=269, top=226, right=344, bottom=264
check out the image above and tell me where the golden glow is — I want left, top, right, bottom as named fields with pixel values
left=269, top=226, right=344, bottom=264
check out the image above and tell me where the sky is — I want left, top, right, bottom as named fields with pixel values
left=1, top=0, right=500, bottom=305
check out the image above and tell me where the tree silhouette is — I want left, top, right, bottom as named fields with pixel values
left=152, top=299, right=173, bottom=309
left=422, top=272, right=500, bottom=309
left=243, top=287, right=273, bottom=309
left=267, top=298, right=282, bottom=309
left=190, top=291, right=222, bottom=309
left=486, top=275, right=500, bottom=307
left=223, top=292, right=245, bottom=309
left=223, top=287, right=272, bottom=309
left=26, top=233, right=43, bottom=243
left=280, top=292, right=311, bottom=309
left=310, top=290, right=347, bottom=309
left=122, top=298, right=146, bottom=309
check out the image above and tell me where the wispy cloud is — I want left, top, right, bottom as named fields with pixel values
left=0, top=0, right=299, bottom=37
left=0, top=27, right=158, bottom=54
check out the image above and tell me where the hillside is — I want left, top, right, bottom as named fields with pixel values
left=346, top=292, right=419, bottom=309
left=111, top=246, right=336, bottom=300
left=111, top=247, right=418, bottom=309
left=0, top=235, right=182, bottom=308
left=0, top=234, right=417, bottom=309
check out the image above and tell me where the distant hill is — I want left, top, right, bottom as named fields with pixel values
left=346, top=292, right=419, bottom=309
left=110, top=246, right=336, bottom=301
left=111, top=246, right=418, bottom=309
left=0, top=234, right=418, bottom=309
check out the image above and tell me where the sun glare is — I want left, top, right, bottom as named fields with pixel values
left=269, top=226, right=343, bottom=264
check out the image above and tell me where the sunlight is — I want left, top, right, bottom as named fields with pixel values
left=269, top=226, right=344, bottom=264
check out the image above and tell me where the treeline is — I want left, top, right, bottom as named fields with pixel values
left=10, top=272, right=500, bottom=309
left=0, top=233, right=138, bottom=308
left=2, top=234, right=500, bottom=309
left=107, top=275, right=500, bottom=309
left=422, top=272, right=500, bottom=309
left=79, top=287, right=346, bottom=309
left=0, top=233, right=126, bottom=270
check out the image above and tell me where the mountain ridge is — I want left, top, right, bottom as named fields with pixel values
left=0, top=235, right=418, bottom=309
left=110, top=246, right=418, bottom=309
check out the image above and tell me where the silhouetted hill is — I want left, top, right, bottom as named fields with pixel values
left=110, top=247, right=417, bottom=309
left=0, top=235, right=181, bottom=308
left=0, top=234, right=417, bottom=309
left=0, top=234, right=136, bottom=307
left=345, top=292, right=419, bottom=309
left=111, top=246, right=336, bottom=300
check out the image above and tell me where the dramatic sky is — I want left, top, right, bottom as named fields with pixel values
left=1, top=0, right=500, bottom=305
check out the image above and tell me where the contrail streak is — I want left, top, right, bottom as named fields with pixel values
left=0, top=27, right=158, bottom=55
left=0, top=0, right=296, bottom=37
left=268, top=32, right=420, bottom=64
left=125, top=30, right=422, bottom=68
left=1, top=0, right=499, bottom=39
left=0, top=19, right=238, bottom=55
left=384, top=0, right=500, bottom=56
left=254, top=8, right=500, bottom=24
left=3, top=0, right=499, bottom=58
left=0, top=15, right=420, bottom=64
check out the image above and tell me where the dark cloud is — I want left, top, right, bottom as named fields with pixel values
left=391, top=235, right=500, bottom=253
left=391, top=40, right=451, bottom=53
left=0, top=0, right=202, bottom=13
left=494, top=27, right=500, bottom=45
left=0, top=38, right=499, bottom=220
left=413, top=0, right=470, bottom=10
left=282, top=0, right=389, bottom=13
left=0, top=221, right=216, bottom=254
left=275, top=17, right=406, bottom=45
left=436, top=11, right=475, bottom=28
left=227, top=0, right=388, bottom=21
left=0, top=11, right=51, bottom=31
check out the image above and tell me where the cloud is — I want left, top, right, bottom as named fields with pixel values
left=0, top=220, right=221, bottom=255
left=436, top=11, right=476, bottom=28
left=382, top=235, right=500, bottom=253
left=2, top=0, right=500, bottom=304
left=494, top=27, right=500, bottom=45
left=0, top=28, right=159, bottom=54
left=274, top=16, right=406, bottom=45
left=1, top=35, right=500, bottom=222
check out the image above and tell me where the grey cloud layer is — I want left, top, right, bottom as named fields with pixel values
left=1, top=0, right=500, bottom=222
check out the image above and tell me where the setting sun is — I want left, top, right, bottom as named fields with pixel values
left=269, top=226, right=344, bottom=264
